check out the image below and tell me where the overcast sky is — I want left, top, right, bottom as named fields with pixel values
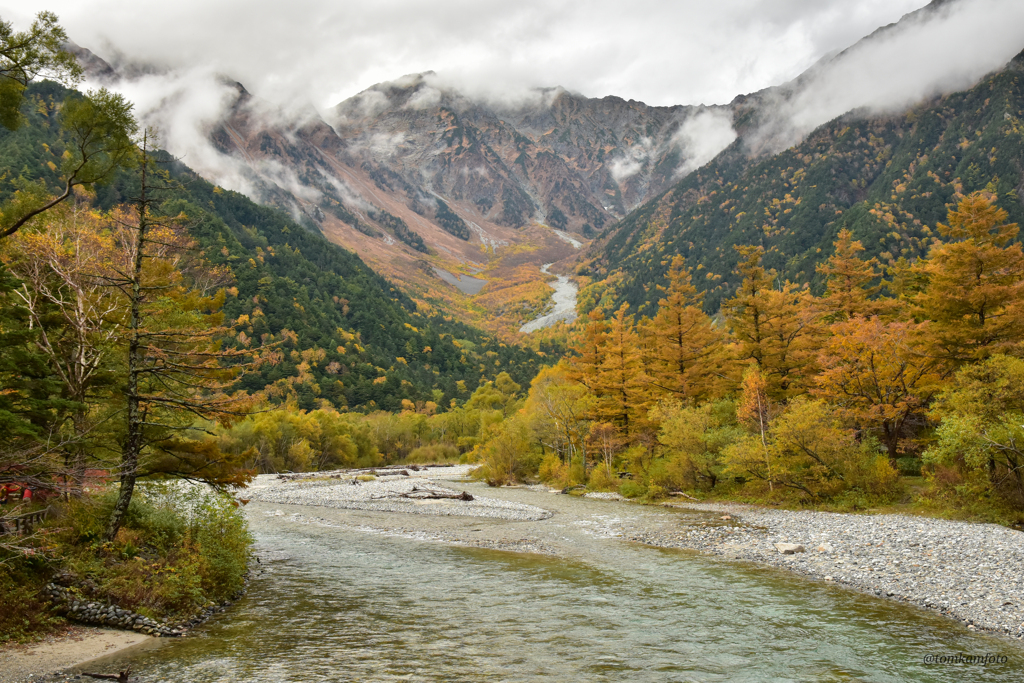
left=4, top=0, right=938, bottom=107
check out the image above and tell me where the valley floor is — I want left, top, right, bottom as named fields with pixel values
left=250, top=468, right=1024, bottom=645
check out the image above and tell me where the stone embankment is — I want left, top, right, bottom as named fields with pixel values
left=630, top=501, right=1024, bottom=641
left=45, top=575, right=249, bottom=637
left=44, top=584, right=183, bottom=637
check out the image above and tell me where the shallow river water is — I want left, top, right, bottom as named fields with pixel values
left=104, top=489, right=1024, bottom=682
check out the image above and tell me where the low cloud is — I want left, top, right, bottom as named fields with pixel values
left=101, top=68, right=258, bottom=194
left=609, top=138, right=654, bottom=182
left=751, top=0, right=1024, bottom=152
left=671, top=110, right=738, bottom=177
left=9, top=0, right=931, bottom=108
left=13, top=0, right=1021, bottom=206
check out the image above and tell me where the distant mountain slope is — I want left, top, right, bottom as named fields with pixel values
left=0, top=82, right=544, bottom=412
left=65, top=0, right=1022, bottom=330
left=69, top=46, right=733, bottom=322
left=330, top=73, right=728, bottom=233
left=583, top=49, right=1024, bottom=315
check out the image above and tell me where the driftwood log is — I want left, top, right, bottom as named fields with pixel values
left=276, top=463, right=456, bottom=481
left=370, top=485, right=474, bottom=501
left=82, top=666, right=131, bottom=682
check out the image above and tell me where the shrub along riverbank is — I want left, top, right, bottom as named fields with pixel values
left=0, top=485, right=251, bottom=643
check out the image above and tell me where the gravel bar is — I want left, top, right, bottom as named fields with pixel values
left=633, top=501, right=1024, bottom=641
left=247, top=468, right=552, bottom=521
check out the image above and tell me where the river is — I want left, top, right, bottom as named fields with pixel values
left=519, top=264, right=578, bottom=333
left=99, top=483, right=1023, bottom=682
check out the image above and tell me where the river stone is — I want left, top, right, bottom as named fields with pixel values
left=817, top=542, right=834, bottom=553
left=774, top=543, right=805, bottom=555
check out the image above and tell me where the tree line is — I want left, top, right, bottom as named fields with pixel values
left=470, top=189, right=1024, bottom=519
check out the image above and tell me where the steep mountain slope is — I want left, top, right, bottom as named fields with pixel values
left=581, top=49, right=1024, bottom=315
left=71, top=48, right=734, bottom=333
left=330, top=73, right=728, bottom=233
left=0, top=82, right=544, bottom=412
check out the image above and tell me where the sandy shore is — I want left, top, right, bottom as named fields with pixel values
left=0, top=627, right=151, bottom=683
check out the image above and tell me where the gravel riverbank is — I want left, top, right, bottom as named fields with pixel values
left=250, top=468, right=1024, bottom=645
left=637, top=501, right=1024, bottom=642
left=247, top=467, right=551, bottom=521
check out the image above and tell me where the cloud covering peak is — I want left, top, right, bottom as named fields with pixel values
left=5, top=0, right=935, bottom=108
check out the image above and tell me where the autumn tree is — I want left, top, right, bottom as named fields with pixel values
left=651, top=399, right=739, bottom=490
left=524, top=363, right=594, bottom=472
left=640, top=255, right=723, bottom=402
left=814, top=317, right=942, bottom=464
left=595, top=303, right=651, bottom=436
left=0, top=11, right=81, bottom=130
left=730, top=364, right=779, bottom=490
left=3, top=199, right=124, bottom=492
left=474, top=413, right=532, bottom=486
left=104, top=136, right=260, bottom=540
left=587, top=421, right=619, bottom=479
left=466, top=371, right=521, bottom=417
left=816, top=229, right=886, bottom=321
left=724, top=246, right=820, bottom=398
left=925, top=355, right=1024, bottom=509
left=725, top=398, right=896, bottom=500
left=914, top=190, right=1024, bottom=365
left=566, top=307, right=608, bottom=393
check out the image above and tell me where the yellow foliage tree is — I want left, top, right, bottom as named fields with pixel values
left=816, top=229, right=886, bottom=321
left=595, top=304, right=651, bottom=437
left=639, top=255, right=724, bottom=402
left=814, top=317, right=942, bottom=464
left=914, top=190, right=1024, bottom=364
left=724, top=246, right=820, bottom=398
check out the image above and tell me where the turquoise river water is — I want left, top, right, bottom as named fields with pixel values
left=98, top=500, right=1024, bottom=682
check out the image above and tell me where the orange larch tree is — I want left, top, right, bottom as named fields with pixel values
left=814, top=316, right=943, bottom=464
left=914, top=190, right=1024, bottom=365
left=724, top=246, right=820, bottom=399
left=595, top=303, right=650, bottom=437
left=816, top=228, right=886, bottom=321
left=639, top=255, right=724, bottom=403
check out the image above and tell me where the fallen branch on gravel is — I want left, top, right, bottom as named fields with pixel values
left=669, top=491, right=700, bottom=501
left=82, top=666, right=131, bottom=682
left=399, top=489, right=474, bottom=501
left=368, top=485, right=474, bottom=501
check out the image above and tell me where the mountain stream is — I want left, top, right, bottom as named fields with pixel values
left=95, top=485, right=1023, bottom=682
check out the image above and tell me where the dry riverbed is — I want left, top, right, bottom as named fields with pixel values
left=248, top=466, right=1024, bottom=644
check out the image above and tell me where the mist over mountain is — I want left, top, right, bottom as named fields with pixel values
left=51, top=0, right=1024, bottom=327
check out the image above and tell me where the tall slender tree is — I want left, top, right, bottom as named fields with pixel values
left=596, top=303, right=650, bottom=436
left=724, top=246, right=820, bottom=399
left=816, top=229, right=886, bottom=321
left=640, top=255, right=723, bottom=402
left=104, top=134, right=258, bottom=540
left=567, top=307, right=608, bottom=393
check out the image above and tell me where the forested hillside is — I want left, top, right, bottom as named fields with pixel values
left=583, top=50, right=1024, bottom=315
left=0, top=82, right=543, bottom=412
